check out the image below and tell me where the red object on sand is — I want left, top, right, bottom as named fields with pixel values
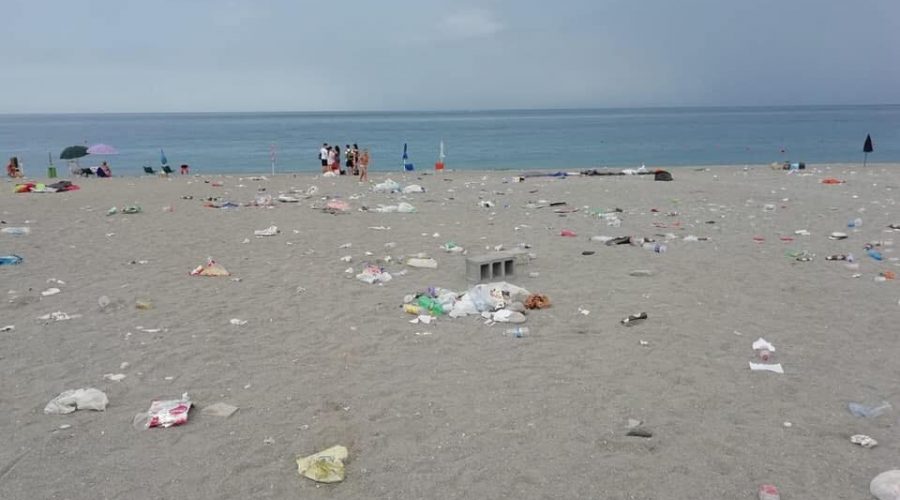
left=779, top=236, right=794, bottom=242
left=753, top=236, right=766, bottom=242
left=758, top=484, right=780, bottom=500
left=560, top=230, right=577, bottom=237
left=821, top=177, right=845, bottom=184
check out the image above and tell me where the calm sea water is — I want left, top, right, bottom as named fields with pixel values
left=1, top=106, right=898, bottom=175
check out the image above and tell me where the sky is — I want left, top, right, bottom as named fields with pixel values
left=3, top=0, right=899, bottom=113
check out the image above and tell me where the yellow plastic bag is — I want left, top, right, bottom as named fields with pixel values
left=296, top=445, right=348, bottom=483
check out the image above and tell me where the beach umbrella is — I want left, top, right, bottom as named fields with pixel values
left=59, top=145, right=88, bottom=160
left=160, top=149, right=168, bottom=166
left=863, top=134, right=874, bottom=167
left=87, top=143, right=118, bottom=155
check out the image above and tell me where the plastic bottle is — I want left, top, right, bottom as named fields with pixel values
left=505, top=327, right=529, bottom=338
left=867, top=248, right=884, bottom=261
left=416, top=296, right=444, bottom=316
left=848, top=217, right=863, bottom=228
left=758, top=484, right=780, bottom=500
left=0, top=255, right=24, bottom=266
left=402, top=304, right=422, bottom=315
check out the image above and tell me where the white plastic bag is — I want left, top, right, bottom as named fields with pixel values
left=44, top=388, right=109, bottom=414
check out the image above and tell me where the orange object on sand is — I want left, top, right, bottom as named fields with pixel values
left=821, top=177, right=845, bottom=184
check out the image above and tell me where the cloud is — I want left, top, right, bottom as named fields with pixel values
left=439, top=9, right=503, bottom=39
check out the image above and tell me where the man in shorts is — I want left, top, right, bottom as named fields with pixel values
left=319, top=143, right=329, bottom=172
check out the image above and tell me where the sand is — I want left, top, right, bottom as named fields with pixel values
left=1, top=165, right=899, bottom=499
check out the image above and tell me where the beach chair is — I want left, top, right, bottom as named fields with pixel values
left=161, top=165, right=174, bottom=176
left=143, top=166, right=156, bottom=175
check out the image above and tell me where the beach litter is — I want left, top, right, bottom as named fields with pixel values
left=752, top=338, right=776, bottom=361
left=749, top=362, right=784, bottom=374
left=441, top=241, right=465, bottom=253
left=356, top=264, right=392, bottom=284
left=202, top=402, right=238, bottom=418
left=371, top=202, right=415, bottom=213
left=323, top=199, right=350, bottom=213
left=402, top=184, right=425, bottom=194
left=1, top=227, right=30, bottom=235
left=373, top=179, right=400, bottom=193
left=38, top=311, right=81, bottom=321
left=848, top=401, right=892, bottom=418
left=103, top=373, right=126, bottom=382
left=406, top=257, right=438, bottom=269
left=871, top=470, right=900, bottom=500
left=44, top=388, right=108, bottom=414
left=41, top=288, right=61, bottom=296
left=230, top=318, right=248, bottom=326
left=0, top=255, right=24, bottom=265
left=758, top=484, right=781, bottom=500
left=296, top=445, right=349, bottom=483
left=620, top=312, right=647, bottom=326
left=254, top=225, right=279, bottom=237
left=190, top=258, right=230, bottom=276
left=134, top=393, right=192, bottom=429
left=0, top=325, right=14, bottom=332
left=850, top=434, right=878, bottom=448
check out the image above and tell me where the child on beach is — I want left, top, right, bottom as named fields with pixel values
left=6, top=157, right=23, bottom=178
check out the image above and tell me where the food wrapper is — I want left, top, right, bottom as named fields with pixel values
left=143, top=393, right=192, bottom=428
left=296, top=445, right=348, bottom=483
left=190, top=258, right=230, bottom=276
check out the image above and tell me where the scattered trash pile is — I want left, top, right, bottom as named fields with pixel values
left=400, top=282, right=551, bottom=328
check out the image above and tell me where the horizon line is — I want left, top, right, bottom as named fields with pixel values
left=2, top=103, right=899, bottom=117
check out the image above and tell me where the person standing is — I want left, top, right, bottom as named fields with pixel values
left=334, top=144, right=342, bottom=174
left=319, top=143, right=329, bottom=173
left=351, top=144, right=360, bottom=175
left=358, top=148, right=370, bottom=182
left=327, top=146, right=337, bottom=173
left=344, top=144, right=354, bottom=175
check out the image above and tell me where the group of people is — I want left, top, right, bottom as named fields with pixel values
left=6, top=157, right=23, bottom=178
left=319, top=143, right=369, bottom=182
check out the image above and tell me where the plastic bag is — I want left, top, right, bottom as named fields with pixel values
left=296, top=445, right=348, bottom=483
left=373, top=179, right=400, bottom=193
left=44, top=388, right=108, bottom=414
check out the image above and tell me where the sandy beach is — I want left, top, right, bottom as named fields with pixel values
left=1, top=164, right=899, bottom=499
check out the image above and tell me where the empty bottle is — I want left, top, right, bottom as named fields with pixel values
left=848, top=218, right=863, bottom=228
left=505, top=327, right=529, bottom=338
left=0, top=255, right=24, bottom=266
left=867, top=248, right=884, bottom=261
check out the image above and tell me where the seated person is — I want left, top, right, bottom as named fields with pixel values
left=6, top=157, right=23, bottom=178
left=180, top=164, right=189, bottom=175
left=97, top=161, right=112, bottom=177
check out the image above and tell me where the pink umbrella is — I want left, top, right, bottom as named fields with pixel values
left=86, top=143, right=118, bottom=155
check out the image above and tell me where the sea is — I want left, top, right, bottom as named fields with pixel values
left=1, top=106, right=898, bottom=175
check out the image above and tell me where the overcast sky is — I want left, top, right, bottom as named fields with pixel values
left=3, top=0, right=899, bottom=113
